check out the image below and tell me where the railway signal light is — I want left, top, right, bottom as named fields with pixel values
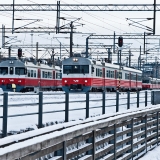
left=18, top=48, right=22, bottom=58
left=118, top=36, right=123, bottom=47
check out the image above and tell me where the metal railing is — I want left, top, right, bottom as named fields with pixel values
left=0, top=91, right=152, bottom=138
left=0, top=104, right=160, bottom=160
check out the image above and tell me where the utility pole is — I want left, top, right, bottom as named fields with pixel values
left=8, top=46, right=11, bottom=58
left=31, top=30, right=33, bottom=56
left=70, top=22, right=73, bottom=57
left=36, top=42, right=38, bottom=60
left=129, top=50, right=131, bottom=67
left=113, top=31, right=115, bottom=55
left=140, top=46, right=141, bottom=70
left=12, top=0, right=15, bottom=34
left=60, top=42, right=61, bottom=60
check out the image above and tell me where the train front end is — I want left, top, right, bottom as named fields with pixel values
left=62, top=55, right=92, bottom=92
left=0, top=58, right=26, bottom=92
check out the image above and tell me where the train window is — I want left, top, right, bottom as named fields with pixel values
left=56, top=72, right=61, bottom=79
left=15, top=67, right=25, bottom=75
left=131, top=74, right=136, bottom=80
left=106, top=70, right=108, bottom=77
left=137, top=75, right=142, bottom=81
left=34, top=70, right=36, bottom=77
left=0, top=67, right=8, bottom=75
left=10, top=67, right=13, bottom=75
left=63, top=65, right=89, bottom=74
left=31, top=70, right=33, bottom=77
left=28, top=70, right=31, bottom=77
left=98, top=68, right=100, bottom=76
left=81, top=65, right=89, bottom=74
left=110, top=71, right=113, bottom=78
left=63, top=65, right=72, bottom=74
left=42, top=71, right=45, bottom=78
left=100, top=70, right=102, bottom=77
left=117, top=72, right=122, bottom=79
left=142, top=80, right=149, bottom=83
left=48, top=72, right=52, bottom=78
left=125, top=73, right=129, bottom=80
left=108, top=70, right=110, bottom=78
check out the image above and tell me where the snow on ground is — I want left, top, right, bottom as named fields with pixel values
left=140, top=146, right=160, bottom=160
left=0, top=90, right=159, bottom=159
left=0, top=91, right=150, bottom=132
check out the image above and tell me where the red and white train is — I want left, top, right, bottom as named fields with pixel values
left=62, top=54, right=142, bottom=92
left=142, top=77, right=160, bottom=90
left=0, top=57, right=62, bottom=92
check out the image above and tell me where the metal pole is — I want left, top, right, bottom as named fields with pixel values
left=113, top=31, right=115, bottom=55
left=2, top=92, right=8, bottom=137
left=157, top=112, right=159, bottom=146
left=144, top=32, right=146, bottom=55
left=63, top=141, right=66, bottom=160
left=8, top=46, right=11, bottom=58
left=86, top=91, right=89, bottom=118
left=116, top=91, right=119, bottom=112
left=114, top=124, right=117, bottom=160
left=137, top=91, right=139, bottom=108
left=70, top=22, right=73, bottom=57
left=60, top=42, right=61, bottom=59
left=129, top=50, right=131, bottom=67
left=102, top=91, right=105, bottom=114
left=153, top=0, right=156, bottom=35
left=86, top=37, right=89, bottom=58
left=140, top=46, right=141, bottom=70
left=38, top=92, right=43, bottom=128
left=36, top=42, right=38, bottom=60
left=92, top=130, right=95, bottom=160
left=12, top=0, right=15, bottom=34
left=145, top=91, right=147, bottom=107
left=65, top=92, right=69, bottom=122
left=127, top=91, right=130, bottom=109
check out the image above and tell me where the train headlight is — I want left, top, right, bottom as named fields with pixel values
left=64, top=80, right=67, bottom=83
left=85, top=80, right=87, bottom=83
left=73, top=58, right=78, bottom=62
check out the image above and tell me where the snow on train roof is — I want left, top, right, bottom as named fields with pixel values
left=26, top=62, right=61, bottom=70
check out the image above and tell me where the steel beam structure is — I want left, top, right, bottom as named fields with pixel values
left=6, top=44, right=160, bottom=53
left=88, top=34, right=160, bottom=39
left=0, top=27, right=56, bottom=33
left=0, top=4, right=160, bottom=11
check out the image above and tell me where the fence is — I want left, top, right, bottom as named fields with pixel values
left=0, top=91, right=152, bottom=138
left=0, top=104, right=160, bottom=160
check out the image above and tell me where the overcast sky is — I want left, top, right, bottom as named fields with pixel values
left=0, top=0, right=159, bottom=63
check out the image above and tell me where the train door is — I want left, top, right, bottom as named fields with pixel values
left=102, top=68, right=105, bottom=90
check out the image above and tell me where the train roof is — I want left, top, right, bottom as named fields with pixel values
left=0, top=57, right=61, bottom=71
left=62, top=57, right=91, bottom=65
left=0, top=58, right=25, bottom=67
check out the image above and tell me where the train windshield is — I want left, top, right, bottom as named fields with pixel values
left=15, top=67, right=25, bottom=75
left=63, top=65, right=89, bottom=74
left=0, top=67, right=8, bottom=75
left=142, top=80, right=150, bottom=83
